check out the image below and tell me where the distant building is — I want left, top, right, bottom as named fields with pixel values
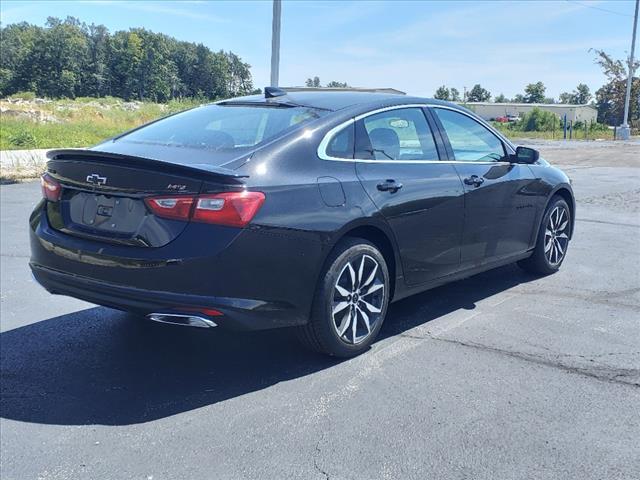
left=464, top=102, right=598, bottom=124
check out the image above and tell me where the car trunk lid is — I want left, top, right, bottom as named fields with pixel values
left=45, top=149, right=247, bottom=247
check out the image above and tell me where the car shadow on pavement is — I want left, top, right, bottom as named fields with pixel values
left=0, top=264, right=537, bottom=426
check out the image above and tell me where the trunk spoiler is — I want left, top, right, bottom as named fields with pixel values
left=47, top=148, right=249, bottom=183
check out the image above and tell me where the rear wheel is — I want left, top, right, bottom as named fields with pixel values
left=519, top=196, right=571, bottom=275
left=297, top=238, right=390, bottom=357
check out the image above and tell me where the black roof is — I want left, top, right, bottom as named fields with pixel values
left=224, top=90, right=449, bottom=112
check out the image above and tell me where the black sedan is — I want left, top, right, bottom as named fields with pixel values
left=30, top=88, right=575, bottom=357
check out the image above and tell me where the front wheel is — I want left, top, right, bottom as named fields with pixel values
left=297, top=238, right=390, bottom=357
left=519, top=196, right=571, bottom=275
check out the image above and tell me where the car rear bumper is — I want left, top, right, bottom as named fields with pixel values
left=30, top=263, right=295, bottom=331
left=29, top=201, right=327, bottom=330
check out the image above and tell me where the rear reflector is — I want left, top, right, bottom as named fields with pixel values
left=144, top=191, right=265, bottom=227
left=41, top=173, right=62, bottom=202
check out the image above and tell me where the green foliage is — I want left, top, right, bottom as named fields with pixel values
left=592, top=49, right=640, bottom=126
left=467, top=84, right=491, bottom=102
left=0, top=17, right=254, bottom=102
left=7, top=91, right=36, bottom=100
left=523, top=82, right=546, bottom=103
left=494, top=93, right=507, bottom=103
left=518, top=108, right=560, bottom=131
left=8, top=129, right=38, bottom=148
left=434, top=85, right=450, bottom=100
left=305, top=77, right=350, bottom=88
left=305, top=76, right=321, bottom=87
left=0, top=96, right=202, bottom=150
left=559, top=83, right=591, bottom=105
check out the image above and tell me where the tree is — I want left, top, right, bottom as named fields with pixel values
left=467, top=83, right=491, bottom=102
left=434, top=85, right=450, bottom=100
left=519, top=107, right=560, bottom=131
left=0, top=16, right=254, bottom=101
left=559, top=83, right=591, bottom=105
left=513, top=94, right=525, bottom=103
left=593, top=49, right=639, bottom=125
left=574, top=84, right=591, bottom=104
left=494, top=93, right=507, bottom=103
left=523, top=82, right=546, bottom=103
left=450, top=87, right=461, bottom=102
left=558, top=92, right=574, bottom=104
left=305, top=76, right=321, bottom=87
left=326, top=80, right=349, bottom=88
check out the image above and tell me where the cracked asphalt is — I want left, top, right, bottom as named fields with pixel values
left=1, top=141, right=639, bottom=479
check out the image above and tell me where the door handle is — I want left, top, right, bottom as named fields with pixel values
left=377, top=179, right=403, bottom=193
left=463, top=175, right=484, bottom=187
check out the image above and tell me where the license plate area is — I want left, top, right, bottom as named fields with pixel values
left=71, top=192, right=147, bottom=235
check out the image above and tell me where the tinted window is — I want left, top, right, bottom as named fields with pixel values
left=433, top=108, right=506, bottom=162
left=357, top=108, right=439, bottom=161
left=120, top=104, right=327, bottom=151
left=326, top=123, right=354, bottom=159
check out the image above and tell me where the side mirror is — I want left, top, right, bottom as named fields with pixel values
left=513, top=146, right=539, bottom=164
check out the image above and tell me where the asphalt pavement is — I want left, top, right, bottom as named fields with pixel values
left=1, top=143, right=639, bottom=479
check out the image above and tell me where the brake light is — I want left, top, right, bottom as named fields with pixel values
left=192, top=192, right=265, bottom=227
left=144, top=191, right=265, bottom=227
left=41, top=173, right=62, bottom=202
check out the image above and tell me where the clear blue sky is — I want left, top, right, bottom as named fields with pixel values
left=1, top=0, right=637, bottom=99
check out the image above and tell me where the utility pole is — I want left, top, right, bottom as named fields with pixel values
left=618, top=0, right=639, bottom=140
left=270, top=0, right=282, bottom=87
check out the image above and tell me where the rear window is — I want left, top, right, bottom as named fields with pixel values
left=119, top=104, right=327, bottom=151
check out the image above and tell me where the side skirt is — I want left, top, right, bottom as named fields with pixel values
left=391, top=250, right=533, bottom=303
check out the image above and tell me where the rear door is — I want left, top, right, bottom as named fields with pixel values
left=354, top=106, right=465, bottom=285
left=430, top=107, right=538, bottom=268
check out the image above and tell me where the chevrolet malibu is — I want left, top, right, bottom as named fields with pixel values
left=30, top=88, right=575, bottom=357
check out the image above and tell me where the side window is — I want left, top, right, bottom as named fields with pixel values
left=356, top=108, right=439, bottom=161
left=433, top=108, right=506, bottom=162
left=325, top=123, right=354, bottom=159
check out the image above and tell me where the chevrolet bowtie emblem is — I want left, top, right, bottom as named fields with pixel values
left=86, top=173, right=107, bottom=185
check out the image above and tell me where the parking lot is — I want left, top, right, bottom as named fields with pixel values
left=1, top=141, right=639, bottom=479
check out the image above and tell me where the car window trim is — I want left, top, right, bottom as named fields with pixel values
left=318, top=103, right=515, bottom=164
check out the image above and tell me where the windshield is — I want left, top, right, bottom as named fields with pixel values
left=118, top=104, right=327, bottom=151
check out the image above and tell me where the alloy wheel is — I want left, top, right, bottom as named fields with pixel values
left=545, top=205, right=569, bottom=265
left=331, top=254, right=385, bottom=345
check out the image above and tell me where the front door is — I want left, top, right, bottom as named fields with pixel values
left=354, top=107, right=465, bottom=285
left=430, top=107, right=539, bottom=269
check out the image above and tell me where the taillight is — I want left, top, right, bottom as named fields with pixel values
left=144, top=191, right=265, bottom=227
left=41, top=173, right=61, bottom=202
left=192, top=192, right=265, bottom=227
left=144, top=196, right=195, bottom=221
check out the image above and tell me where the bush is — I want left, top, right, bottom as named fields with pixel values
left=8, top=130, right=38, bottom=148
left=7, top=91, right=36, bottom=101
left=518, top=108, right=560, bottom=132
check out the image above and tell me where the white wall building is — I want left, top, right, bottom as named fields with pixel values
left=464, top=102, right=598, bottom=124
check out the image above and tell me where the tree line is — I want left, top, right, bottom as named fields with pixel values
left=0, top=17, right=256, bottom=102
left=433, top=50, right=639, bottom=126
left=435, top=81, right=591, bottom=105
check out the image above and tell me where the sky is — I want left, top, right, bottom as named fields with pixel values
left=1, top=0, right=637, bottom=99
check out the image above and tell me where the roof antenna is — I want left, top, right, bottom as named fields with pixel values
left=265, top=86, right=287, bottom=98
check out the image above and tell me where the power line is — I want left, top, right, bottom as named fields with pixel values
left=566, top=0, right=634, bottom=17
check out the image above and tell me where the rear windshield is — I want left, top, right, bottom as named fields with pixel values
left=118, top=104, right=328, bottom=151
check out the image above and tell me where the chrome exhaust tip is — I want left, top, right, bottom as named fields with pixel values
left=147, top=313, right=217, bottom=328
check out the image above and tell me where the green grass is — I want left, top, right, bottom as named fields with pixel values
left=491, top=122, right=615, bottom=141
left=0, top=97, right=202, bottom=150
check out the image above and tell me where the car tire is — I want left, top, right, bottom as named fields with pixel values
left=518, top=196, right=571, bottom=275
left=297, top=238, right=390, bottom=357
